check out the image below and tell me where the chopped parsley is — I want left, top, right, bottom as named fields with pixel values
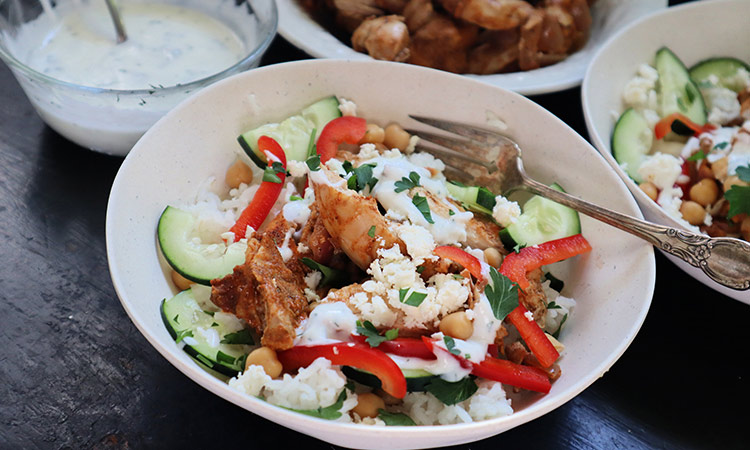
left=399, top=288, right=428, bottom=307
left=368, top=225, right=376, bottom=238
left=289, top=195, right=303, bottom=201
left=416, top=266, right=425, bottom=274
left=346, top=163, right=378, bottom=192
left=288, top=389, right=348, bottom=420
left=484, top=267, right=519, bottom=321
left=714, top=141, right=729, bottom=150
left=306, top=155, right=321, bottom=171
left=737, top=165, right=750, bottom=182
left=221, top=328, right=255, bottom=345
left=443, top=336, right=461, bottom=356
left=301, top=257, right=345, bottom=286
left=512, top=242, right=525, bottom=253
left=686, top=150, right=707, bottom=162
left=546, top=301, right=562, bottom=310
left=394, top=171, right=421, bottom=193
left=725, top=185, right=750, bottom=218
left=412, top=194, right=434, bottom=224
left=425, top=377, right=478, bottom=405
left=378, top=410, right=416, bottom=426
left=262, top=161, right=286, bottom=184
left=356, top=320, right=398, bottom=347
left=551, top=313, right=568, bottom=339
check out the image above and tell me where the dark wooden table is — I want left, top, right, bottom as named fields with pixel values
left=1, top=3, right=747, bottom=449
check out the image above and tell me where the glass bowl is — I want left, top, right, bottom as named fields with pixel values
left=0, top=0, right=277, bottom=156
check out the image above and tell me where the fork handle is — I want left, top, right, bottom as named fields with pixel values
left=522, top=178, right=750, bottom=291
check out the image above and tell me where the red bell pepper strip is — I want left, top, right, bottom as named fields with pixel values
left=433, top=246, right=483, bottom=280
left=229, top=136, right=287, bottom=240
left=506, top=306, right=559, bottom=368
left=499, top=234, right=591, bottom=368
left=276, top=342, right=407, bottom=399
left=654, top=113, right=716, bottom=140
left=499, top=234, right=592, bottom=291
left=316, top=116, right=367, bottom=163
left=351, top=334, right=436, bottom=360
left=676, top=159, right=693, bottom=198
left=421, top=337, right=550, bottom=393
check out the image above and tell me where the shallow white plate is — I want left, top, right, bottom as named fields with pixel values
left=582, top=0, right=750, bottom=305
left=107, top=59, right=655, bottom=448
left=277, top=0, right=666, bottom=95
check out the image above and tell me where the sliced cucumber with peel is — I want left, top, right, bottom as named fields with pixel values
left=158, top=206, right=247, bottom=285
left=238, top=96, right=342, bottom=168
left=655, top=47, right=707, bottom=125
left=611, top=108, right=652, bottom=183
left=689, top=57, right=750, bottom=93
left=446, top=181, right=496, bottom=215
left=161, top=289, right=254, bottom=376
left=500, top=183, right=581, bottom=249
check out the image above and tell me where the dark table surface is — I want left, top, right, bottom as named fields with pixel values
left=1, top=2, right=748, bottom=449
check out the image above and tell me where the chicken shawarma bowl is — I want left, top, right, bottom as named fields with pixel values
left=106, top=60, right=654, bottom=448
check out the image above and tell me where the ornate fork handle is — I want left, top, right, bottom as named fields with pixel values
left=522, top=178, right=750, bottom=291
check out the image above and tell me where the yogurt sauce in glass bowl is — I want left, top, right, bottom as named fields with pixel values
left=0, top=0, right=278, bottom=156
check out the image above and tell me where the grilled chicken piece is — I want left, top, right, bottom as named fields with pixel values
left=327, top=0, right=384, bottom=32
left=438, top=0, right=532, bottom=30
left=310, top=165, right=404, bottom=270
left=519, top=267, right=548, bottom=327
left=210, top=214, right=308, bottom=351
left=352, top=15, right=411, bottom=62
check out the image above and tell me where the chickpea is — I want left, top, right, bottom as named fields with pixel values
left=741, top=216, right=750, bottom=241
left=689, top=178, right=719, bottom=206
left=680, top=200, right=706, bottom=226
left=171, top=270, right=193, bottom=291
left=244, top=346, right=283, bottom=378
left=225, top=159, right=253, bottom=189
left=383, top=123, right=411, bottom=151
left=483, top=247, right=502, bottom=268
left=439, top=311, right=473, bottom=340
left=360, top=123, right=385, bottom=144
left=723, top=175, right=749, bottom=193
left=352, top=392, right=385, bottom=419
left=712, top=157, right=729, bottom=181
left=638, top=181, right=658, bottom=201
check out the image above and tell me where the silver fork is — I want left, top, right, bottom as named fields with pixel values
left=408, top=115, right=750, bottom=291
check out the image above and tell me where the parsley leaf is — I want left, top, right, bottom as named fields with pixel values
left=288, top=389, right=347, bottom=420
left=306, top=155, right=321, bottom=171
left=368, top=225, right=376, bottom=238
left=512, top=243, right=525, bottom=254
left=737, top=165, right=750, bottom=182
left=443, top=336, right=461, bottom=356
left=714, top=141, right=729, bottom=150
left=686, top=150, right=707, bottom=162
left=262, top=161, right=286, bottom=184
left=301, top=257, right=346, bottom=286
left=484, top=267, right=519, bottom=321
left=551, top=313, right=568, bottom=339
left=412, top=194, right=434, bottom=224
left=426, top=377, right=478, bottom=405
left=356, top=320, right=398, bottom=347
left=378, top=410, right=416, bottom=426
left=416, top=266, right=425, bottom=274
left=449, top=210, right=455, bottom=216
left=221, top=328, right=255, bottom=345
left=394, top=171, right=422, bottom=193
left=546, top=301, right=562, bottom=310
left=289, top=195, right=303, bottom=201
left=346, top=163, right=378, bottom=192
left=725, top=185, right=750, bottom=218
left=398, top=288, right=427, bottom=307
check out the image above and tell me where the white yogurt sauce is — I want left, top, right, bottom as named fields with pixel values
left=11, top=1, right=245, bottom=89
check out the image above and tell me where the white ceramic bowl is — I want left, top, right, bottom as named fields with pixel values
left=582, top=0, right=750, bottom=305
left=0, top=0, right=277, bottom=156
left=107, top=59, right=655, bottom=448
left=276, top=0, right=666, bottom=95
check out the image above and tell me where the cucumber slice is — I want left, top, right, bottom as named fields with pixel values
left=342, top=366, right=437, bottom=392
left=158, top=206, right=247, bottom=285
left=500, top=183, right=581, bottom=248
left=238, top=96, right=342, bottom=168
left=161, top=289, right=254, bottom=376
left=611, top=108, right=652, bottom=183
left=689, top=57, right=750, bottom=93
left=446, top=181, right=496, bottom=215
left=655, top=47, right=707, bottom=125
